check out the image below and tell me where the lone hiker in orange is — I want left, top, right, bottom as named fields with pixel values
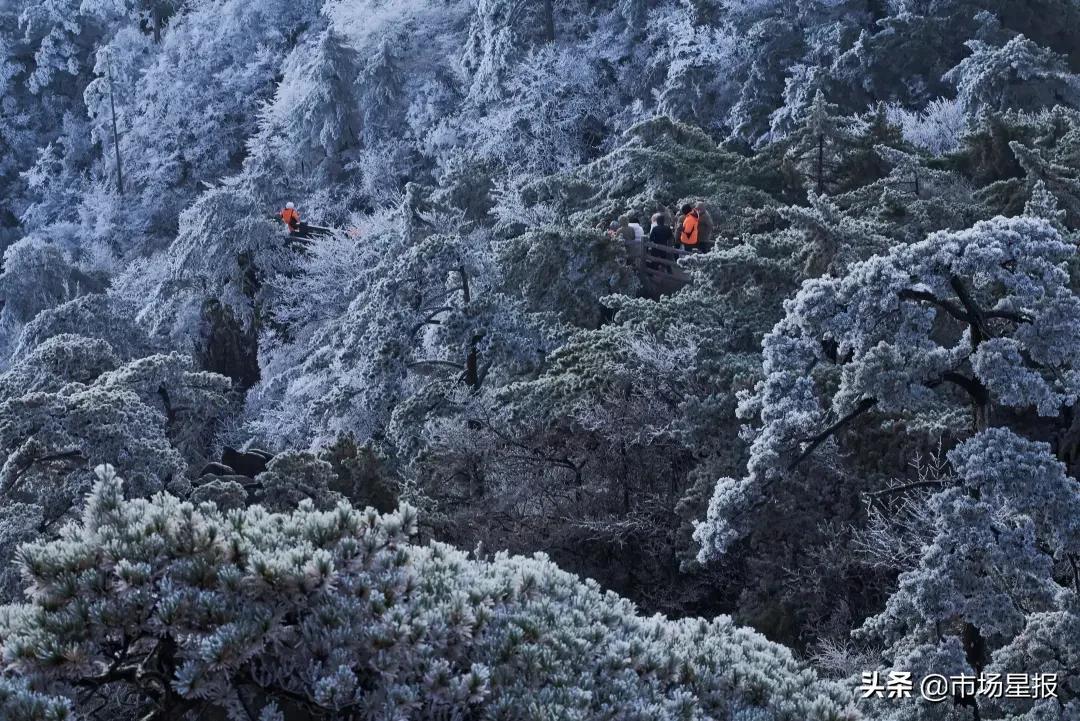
left=280, top=202, right=301, bottom=233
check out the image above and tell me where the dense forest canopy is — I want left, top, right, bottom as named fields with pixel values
left=1, top=0, right=1080, bottom=719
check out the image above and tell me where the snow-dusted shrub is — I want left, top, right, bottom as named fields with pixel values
left=0, top=465, right=858, bottom=721
left=885, top=98, right=968, bottom=156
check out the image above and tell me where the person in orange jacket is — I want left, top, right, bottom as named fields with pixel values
left=280, top=202, right=301, bottom=233
left=679, top=203, right=701, bottom=251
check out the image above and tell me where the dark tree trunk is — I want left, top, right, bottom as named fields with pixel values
left=200, top=300, right=260, bottom=390
left=541, top=0, right=555, bottom=42
left=106, top=54, right=124, bottom=196
left=459, top=267, right=480, bottom=389
left=816, top=134, right=825, bottom=195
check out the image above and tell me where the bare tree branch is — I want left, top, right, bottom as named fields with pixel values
left=789, top=397, right=878, bottom=470
left=899, top=289, right=971, bottom=324
left=866, top=479, right=948, bottom=498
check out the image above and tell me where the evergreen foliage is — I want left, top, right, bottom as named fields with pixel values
left=0, top=466, right=855, bottom=721
left=3, top=0, right=1080, bottom=716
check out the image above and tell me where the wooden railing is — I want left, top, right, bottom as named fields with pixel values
left=629, top=240, right=692, bottom=294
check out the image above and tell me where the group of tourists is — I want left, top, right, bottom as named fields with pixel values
left=279, top=199, right=714, bottom=264
left=605, top=201, right=714, bottom=256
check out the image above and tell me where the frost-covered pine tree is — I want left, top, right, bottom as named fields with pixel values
left=0, top=464, right=858, bottom=721
left=945, top=35, right=1080, bottom=115
left=778, top=192, right=889, bottom=277
left=0, top=224, right=109, bottom=335
left=697, top=214, right=1080, bottom=560
left=495, top=225, right=637, bottom=329
left=782, top=91, right=860, bottom=196
left=690, top=197, right=1080, bottom=666
left=858, top=429, right=1080, bottom=721
left=117, top=184, right=294, bottom=387
left=1009, top=140, right=1080, bottom=230
left=246, top=207, right=541, bottom=449
left=9, top=293, right=154, bottom=363
left=246, top=28, right=362, bottom=190
left=727, top=15, right=806, bottom=146
left=0, top=333, right=229, bottom=597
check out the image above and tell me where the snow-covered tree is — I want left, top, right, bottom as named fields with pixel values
left=987, top=595, right=1080, bottom=720
left=0, top=334, right=119, bottom=399
left=10, top=293, right=153, bottom=363
left=781, top=91, right=861, bottom=196
left=94, top=351, right=232, bottom=460
left=17, top=0, right=123, bottom=96
left=0, top=334, right=229, bottom=597
left=457, top=43, right=610, bottom=176
left=246, top=28, right=362, bottom=190
left=727, top=15, right=806, bottom=145
left=886, top=98, right=969, bottom=156
left=247, top=219, right=540, bottom=448
left=0, top=368, right=182, bottom=504
left=247, top=450, right=342, bottom=511
left=858, top=428, right=1080, bottom=719
left=0, top=464, right=858, bottom=721
left=697, top=214, right=1080, bottom=561
left=495, top=226, right=636, bottom=328
left=780, top=192, right=890, bottom=277
left=650, top=3, right=741, bottom=135
left=946, top=35, right=1080, bottom=115
left=117, top=184, right=293, bottom=387
left=0, top=224, right=109, bottom=332
left=1009, top=140, right=1080, bottom=230
left=500, top=116, right=776, bottom=235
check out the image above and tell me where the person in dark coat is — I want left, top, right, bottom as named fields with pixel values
left=647, top=213, right=675, bottom=272
left=649, top=212, right=674, bottom=246
left=695, top=201, right=714, bottom=250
